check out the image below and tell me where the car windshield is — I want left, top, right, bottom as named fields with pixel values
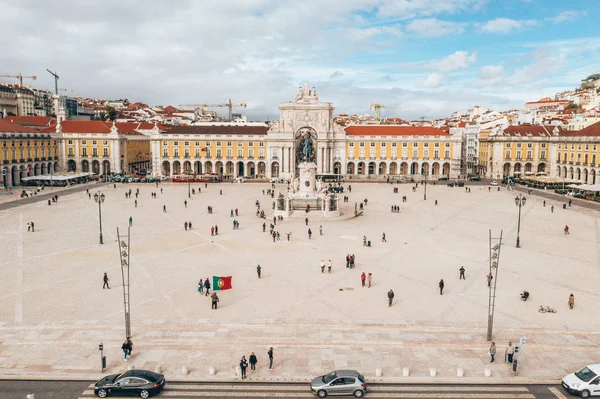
left=575, top=367, right=598, bottom=382
left=358, top=374, right=365, bottom=383
left=322, top=372, right=337, bottom=384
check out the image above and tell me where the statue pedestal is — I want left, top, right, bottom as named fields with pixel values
left=295, top=162, right=317, bottom=199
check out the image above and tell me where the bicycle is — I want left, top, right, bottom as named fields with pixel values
left=539, top=305, right=557, bottom=313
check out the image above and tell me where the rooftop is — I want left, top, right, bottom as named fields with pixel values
left=344, top=125, right=450, bottom=137
left=162, top=125, right=269, bottom=135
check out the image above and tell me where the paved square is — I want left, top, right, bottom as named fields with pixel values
left=0, top=181, right=599, bottom=380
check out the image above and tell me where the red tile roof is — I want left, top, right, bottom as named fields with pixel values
left=569, top=121, right=600, bottom=136
left=502, top=125, right=564, bottom=137
left=7, top=116, right=55, bottom=128
left=0, top=118, right=38, bottom=133
left=344, top=125, right=450, bottom=136
left=162, top=125, right=269, bottom=135
left=40, top=120, right=112, bottom=134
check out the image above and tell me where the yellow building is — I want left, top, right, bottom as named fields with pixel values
left=555, top=122, right=600, bottom=184
left=0, top=118, right=58, bottom=187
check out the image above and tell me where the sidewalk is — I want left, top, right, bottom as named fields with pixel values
left=0, top=321, right=596, bottom=384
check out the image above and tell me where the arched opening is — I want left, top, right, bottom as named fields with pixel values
left=173, top=160, right=181, bottom=175
left=575, top=167, right=581, bottom=181
left=410, top=162, right=419, bottom=175
left=102, top=160, right=111, bottom=175
left=357, top=162, right=364, bottom=175
left=247, top=161, right=256, bottom=177
left=562, top=166, right=567, bottom=177
left=503, top=163, right=511, bottom=177
left=204, top=161, right=213, bottom=174
left=568, top=167, right=573, bottom=179
left=271, top=162, right=280, bottom=177
left=225, top=161, right=234, bottom=177
left=183, top=160, right=192, bottom=173
left=442, top=162, right=450, bottom=176
left=41, top=163, right=47, bottom=175
left=556, top=166, right=561, bottom=177
left=400, top=162, right=408, bottom=175
left=346, top=162, right=355, bottom=174
left=26, top=164, right=33, bottom=177
left=513, top=163, right=521, bottom=175
left=162, top=161, right=171, bottom=176
left=333, top=161, right=341, bottom=175
left=54, top=162, right=59, bottom=172
left=591, top=169, right=597, bottom=185
left=194, top=161, right=202, bottom=175
left=583, top=168, right=589, bottom=183
left=2, top=167, right=10, bottom=188
left=389, top=162, right=397, bottom=175
left=368, top=162, right=376, bottom=175
left=524, top=163, right=532, bottom=173
left=257, top=161, right=265, bottom=178
left=12, top=166, right=19, bottom=186
left=378, top=162, right=387, bottom=175
left=237, top=161, right=245, bottom=177
left=68, top=160, right=77, bottom=172
left=34, top=164, right=40, bottom=176
left=432, top=162, right=440, bottom=176
left=82, top=160, right=89, bottom=173
left=92, top=160, right=99, bottom=174
left=421, top=162, right=430, bottom=175
left=215, top=161, right=224, bottom=176
left=537, top=163, right=546, bottom=173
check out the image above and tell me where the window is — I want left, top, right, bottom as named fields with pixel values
left=68, top=147, right=74, bottom=156
left=92, top=148, right=98, bottom=156
left=570, top=153, right=574, bottom=161
left=527, top=143, right=532, bottom=148
left=593, top=154, right=597, bottom=164
left=195, top=142, right=200, bottom=146
left=259, top=148, right=264, bottom=158
left=506, top=143, right=511, bottom=148
left=82, top=140, right=87, bottom=145
left=205, top=142, right=210, bottom=146
left=401, top=145, right=408, bottom=158
left=423, top=147, right=429, bottom=158
left=445, top=143, right=450, bottom=148
left=259, top=142, right=264, bottom=147
left=68, top=140, right=73, bottom=145
left=237, top=142, right=242, bottom=147
left=557, top=153, right=560, bottom=162
left=92, top=140, right=97, bottom=145
left=272, top=148, right=279, bottom=158
left=227, top=148, right=232, bottom=158
left=542, top=143, right=546, bottom=148
left=103, top=148, right=108, bottom=156
left=381, top=142, right=386, bottom=147
left=571, top=144, right=575, bottom=150
left=391, top=146, right=397, bottom=158
left=216, top=148, right=222, bottom=158
left=412, top=147, right=418, bottom=158
left=444, top=150, right=450, bottom=158
left=578, top=145, right=582, bottom=150
left=174, top=148, right=179, bottom=157
left=434, top=149, right=439, bottom=159
left=163, top=149, right=168, bottom=157
left=237, top=148, right=243, bottom=158
left=195, top=148, right=200, bottom=157
left=594, top=145, right=597, bottom=151
left=392, top=143, right=396, bottom=147
left=516, top=150, right=522, bottom=159
left=349, top=142, right=354, bottom=147
left=517, top=143, right=522, bottom=148
left=541, top=151, right=546, bottom=160
left=359, top=146, right=365, bottom=158
left=249, top=142, right=253, bottom=146
left=227, top=142, right=232, bottom=147
left=216, top=142, right=221, bottom=146
left=402, top=143, right=407, bottom=147
left=184, top=149, right=190, bottom=157
left=585, top=145, right=589, bottom=151
left=205, top=148, right=211, bottom=157
left=559, top=144, right=562, bottom=149
left=424, top=143, right=429, bottom=147
left=585, top=154, right=588, bottom=163
left=174, top=141, right=178, bottom=146
left=435, top=143, right=439, bottom=147
left=249, top=148, right=254, bottom=158
left=526, top=150, right=532, bottom=159
left=505, top=151, right=511, bottom=159
left=82, top=148, right=87, bottom=156
left=369, top=146, right=376, bottom=158
left=359, top=143, right=364, bottom=147
left=103, top=140, right=108, bottom=145
left=184, top=141, right=189, bottom=146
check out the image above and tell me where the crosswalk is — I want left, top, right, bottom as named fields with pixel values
left=77, top=382, right=564, bottom=398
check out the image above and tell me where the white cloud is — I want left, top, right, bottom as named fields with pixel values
left=405, top=18, right=467, bottom=37
left=478, top=18, right=538, bottom=34
left=549, top=10, right=585, bottom=24
left=424, top=72, right=448, bottom=88
left=378, top=0, right=488, bottom=19
left=419, top=51, right=478, bottom=73
left=478, top=65, right=504, bottom=80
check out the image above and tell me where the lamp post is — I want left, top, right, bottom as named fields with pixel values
left=487, top=230, right=503, bottom=341
left=186, top=168, right=191, bottom=198
left=93, top=192, right=105, bottom=244
left=422, top=166, right=428, bottom=200
left=514, top=194, right=527, bottom=248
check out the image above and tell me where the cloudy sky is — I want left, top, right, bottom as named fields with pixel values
left=1, top=0, right=598, bottom=120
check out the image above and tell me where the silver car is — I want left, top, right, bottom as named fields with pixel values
left=310, top=370, right=367, bottom=398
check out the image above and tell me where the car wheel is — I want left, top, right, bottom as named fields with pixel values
left=581, top=390, right=590, bottom=398
left=354, top=390, right=364, bottom=398
left=317, top=389, right=328, bottom=398
left=96, top=389, right=108, bottom=398
left=139, top=390, right=150, bottom=399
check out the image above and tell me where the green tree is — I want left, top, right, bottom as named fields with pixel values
left=106, top=106, right=119, bottom=121
left=566, top=103, right=580, bottom=110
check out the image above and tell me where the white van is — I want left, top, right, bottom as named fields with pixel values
left=562, top=364, right=600, bottom=398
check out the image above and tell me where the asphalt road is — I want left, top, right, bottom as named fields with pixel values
left=0, top=380, right=575, bottom=399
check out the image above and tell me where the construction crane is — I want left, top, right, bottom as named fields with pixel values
left=46, top=69, right=59, bottom=94
left=0, top=73, right=37, bottom=87
left=369, top=102, right=401, bottom=122
left=179, top=98, right=247, bottom=121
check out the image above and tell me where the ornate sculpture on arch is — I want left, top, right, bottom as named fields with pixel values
left=295, top=128, right=316, bottom=166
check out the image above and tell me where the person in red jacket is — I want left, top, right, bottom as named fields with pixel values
left=360, top=272, right=366, bottom=287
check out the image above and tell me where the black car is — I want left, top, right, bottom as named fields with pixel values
left=94, top=369, right=165, bottom=398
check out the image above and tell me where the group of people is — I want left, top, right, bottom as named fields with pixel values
left=345, top=254, right=356, bottom=268
left=198, top=278, right=220, bottom=309
left=210, top=225, right=219, bottom=235
left=390, top=205, right=400, bottom=213
left=360, top=272, right=373, bottom=288
left=184, top=221, right=193, bottom=230
left=238, top=347, right=274, bottom=378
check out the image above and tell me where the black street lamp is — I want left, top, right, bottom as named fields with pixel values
left=94, top=192, right=106, bottom=244
left=422, top=166, right=428, bottom=200
left=514, top=194, right=527, bottom=248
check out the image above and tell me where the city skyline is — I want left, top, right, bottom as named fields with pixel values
left=1, top=0, right=598, bottom=120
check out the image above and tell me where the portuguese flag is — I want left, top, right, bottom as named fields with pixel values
left=213, top=276, right=233, bottom=291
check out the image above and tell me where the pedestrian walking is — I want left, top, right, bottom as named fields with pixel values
left=185, top=222, right=188, bottom=230
left=367, top=273, right=372, bottom=288
left=305, top=217, right=308, bottom=226
left=121, top=339, right=130, bottom=361
left=231, top=209, right=234, bottom=217
left=459, top=266, right=465, bottom=280
left=204, top=278, right=211, bottom=296
left=211, top=226, right=215, bottom=236
left=551, top=205, right=554, bottom=213
left=198, top=278, right=204, bottom=294
left=163, top=205, right=167, bottom=213
left=30, top=222, right=35, bottom=232
left=129, top=216, right=133, bottom=227
left=506, top=342, right=514, bottom=364
left=249, top=352, right=257, bottom=372
left=387, top=289, right=394, bottom=307
left=382, top=232, right=386, bottom=242
left=439, top=279, right=445, bottom=295
left=327, top=260, right=332, bottom=273
left=568, top=293, right=575, bottom=309
left=240, top=355, right=248, bottom=379
left=184, top=200, right=187, bottom=208
left=363, top=236, right=367, bottom=246
left=272, top=231, right=276, bottom=242
left=215, top=225, right=218, bottom=235
left=308, top=228, right=312, bottom=239
left=320, top=260, right=325, bottom=273
left=286, top=232, right=291, bottom=241
left=211, top=291, right=219, bottom=309
left=134, top=199, right=137, bottom=207
left=263, top=223, right=266, bottom=232
left=564, top=225, right=570, bottom=235
left=361, top=272, right=366, bottom=287
left=543, top=200, right=546, bottom=207
left=487, top=273, right=493, bottom=287
left=268, top=347, right=274, bottom=370
left=319, top=225, right=323, bottom=235
left=276, top=231, right=280, bottom=241
left=126, top=337, right=133, bottom=356
left=489, top=342, right=496, bottom=362
left=189, top=221, right=193, bottom=230
left=27, top=222, right=31, bottom=232
left=435, top=199, right=438, bottom=206
left=103, top=272, right=110, bottom=289
left=257, top=264, right=261, bottom=279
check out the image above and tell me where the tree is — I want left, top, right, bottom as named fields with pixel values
left=566, top=103, right=580, bottom=110
left=106, top=106, right=119, bottom=121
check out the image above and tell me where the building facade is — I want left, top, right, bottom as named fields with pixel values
left=0, top=119, right=59, bottom=188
